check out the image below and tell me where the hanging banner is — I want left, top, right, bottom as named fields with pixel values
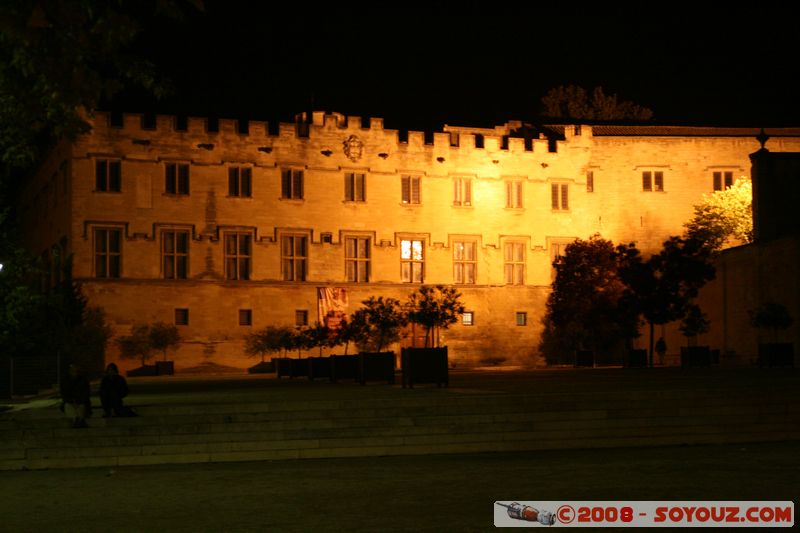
left=318, top=287, right=349, bottom=330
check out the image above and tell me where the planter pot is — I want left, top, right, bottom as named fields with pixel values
left=358, top=352, right=395, bottom=385
left=274, top=358, right=293, bottom=378
left=681, top=346, right=712, bottom=368
left=626, top=349, right=647, bottom=368
left=289, top=358, right=309, bottom=379
left=575, top=350, right=594, bottom=368
left=758, top=343, right=795, bottom=367
left=156, top=361, right=175, bottom=376
left=401, top=347, right=448, bottom=388
left=127, top=365, right=158, bottom=377
left=247, top=361, right=275, bottom=374
left=330, top=355, right=359, bottom=382
left=308, top=356, right=332, bottom=381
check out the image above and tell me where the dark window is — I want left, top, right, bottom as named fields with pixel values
left=642, top=171, right=652, bottom=191
left=228, top=167, right=252, bottom=197
left=281, top=169, right=304, bottom=199
left=587, top=171, right=594, bottom=192
left=281, top=236, right=307, bottom=281
left=516, top=312, right=527, bottom=326
left=175, top=115, right=188, bottom=131
left=295, top=310, right=308, bottom=327
left=345, top=237, right=370, bottom=282
left=344, top=173, right=366, bottom=202
left=94, top=228, right=121, bottom=278
left=239, top=309, right=252, bottom=326
left=225, top=233, right=252, bottom=280
left=504, top=242, right=525, bottom=285
left=95, top=160, right=121, bottom=192
left=474, top=134, right=484, bottom=149
left=506, top=180, right=523, bottom=208
left=162, top=231, right=189, bottom=279
left=551, top=183, right=569, bottom=210
left=453, top=179, right=472, bottom=206
left=713, top=171, right=734, bottom=191
left=166, top=163, right=190, bottom=195
left=175, top=308, right=189, bottom=326
left=654, top=171, right=664, bottom=191
left=453, top=241, right=476, bottom=284
left=643, top=170, right=664, bottom=192
left=401, top=176, right=420, bottom=204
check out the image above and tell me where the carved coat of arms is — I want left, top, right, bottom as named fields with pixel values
left=343, top=135, right=364, bottom=162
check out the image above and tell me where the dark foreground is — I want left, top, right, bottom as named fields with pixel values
left=1, top=440, right=797, bottom=532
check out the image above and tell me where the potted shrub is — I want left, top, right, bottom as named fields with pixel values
left=305, top=322, right=333, bottom=380
left=116, top=323, right=157, bottom=376
left=148, top=322, right=180, bottom=375
left=244, top=325, right=292, bottom=373
left=350, top=296, right=406, bottom=384
left=403, top=285, right=465, bottom=387
left=679, top=304, right=712, bottom=367
left=749, top=303, right=794, bottom=367
left=328, top=317, right=360, bottom=382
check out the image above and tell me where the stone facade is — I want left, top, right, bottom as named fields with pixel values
left=18, top=111, right=800, bottom=372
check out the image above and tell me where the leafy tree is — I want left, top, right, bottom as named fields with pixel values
left=350, top=296, right=406, bottom=352
left=540, top=85, right=654, bottom=121
left=679, top=304, right=711, bottom=346
left=406, top=285, right=465, bottom=348
left=0, top=0, right=201, bottom=184
left=148, top=321, right=181, bottom=361
left=540, top=235, right=639, bottom=364
left=684, top=177, right=753, bottom=251
left=304, top=322, right=333, bottom=356
left=618, top=236, right=716, bottom=365
left=244, top=325, right=293, bottom=362
left=748, top=302, right=793, bottom=343
left=116, top=323, right=153, bottom=367
left=332, top=317, right=360, bottom=355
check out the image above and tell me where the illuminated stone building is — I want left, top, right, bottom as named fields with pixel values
left=18, top=111, right=800, bottom=371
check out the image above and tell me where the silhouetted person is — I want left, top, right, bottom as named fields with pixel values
left=100, top=363, right=135, bottom=417
left=60, top=364, right=91, bottom=428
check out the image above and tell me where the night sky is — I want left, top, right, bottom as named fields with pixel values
left=112, top=3, right=800, bottom=131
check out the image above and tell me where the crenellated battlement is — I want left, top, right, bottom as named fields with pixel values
left=86, top=111, right=586, bottom=159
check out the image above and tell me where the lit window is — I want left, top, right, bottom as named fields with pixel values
left=345, top=237, right=370, bottom=282
left=225, top=233, right=252, bottom=280
left=344, top=173, right=366, bottom=202
left=239, top=309, right=252, bottom=326
left=95, top=160, right=121, bottom=192
left=281, top=169, right=304, bottom=199
left=295, top=310, right=308, bottom=327
left=281, top=236, right=307, bottom=281
left=94, top=228, right=121, bottom=278
left=551, top=183, right=569, bottom=210
left=713, top=171, right=734, bottom=191
left=453, top=241, right=476, bottom=284
left=162, top=230, right=189, bottom=279
left=462, top=311, right=474, bottom=326
left=506, top=180, right=523, bottom=208
left=175, top=308, right=189, bottom=326
left=453, top=178, right=472, bottom=206
left=166, top=163, right=190, bottom=195
left=504, top=242, right=525, bottom=285
left=401, top=175, right=420, bottom=204
left=516, top=312, right=527, bottom=326
left=587, top=171, right=594, bottom=192
left=401, top=239, right=424, bottom=283
left=228, top=167, right=252, bottom=197
left=642, top=171, right=664, bottom=192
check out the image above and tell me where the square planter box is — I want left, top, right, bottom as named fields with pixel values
left=401, top=347, right=448, bottom=388
left=575, top=350, right=594, bottom=367
left=358, top=352, right=395, bottom=385
left=247, top=361, right=275, bottom=374
left=330, top=355, right=359, bottom=382
left=308, top=356, right=332, bottom=381
left=626, top=349, right=648, bottom=368
left=758, top=343, right=795, bottom=367
left=681, top=346, right=712, bottom=368
left=127, top=365, right=158, bottom=377
left=156, top=361, right=175, bottom=376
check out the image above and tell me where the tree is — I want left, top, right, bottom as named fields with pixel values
left=406, top=285, right=465, bottom=348
left=618, top=236, right=716, bottom=366
left=684, top=177, right=753, bottom=251
left=148, top=322, right=181, bottom=361
left=305, top=322, right=333, bottom=356
left=679, top=304, right=711, bottom=346
left=349, top=296, right=406, bottom=352
left=244, top=325, right=293, bottom=362
left=540, top=85, right=654, bottom=121
left=116, top=323, right=153, bottom=367
left=748, top=302, right=793, bottom=343
left=0, top=1, right=201, bottom=184
left=540, top=235, right=639, bottom=364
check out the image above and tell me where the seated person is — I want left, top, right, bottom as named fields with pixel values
left=100, top=363, right=136, bottom=417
